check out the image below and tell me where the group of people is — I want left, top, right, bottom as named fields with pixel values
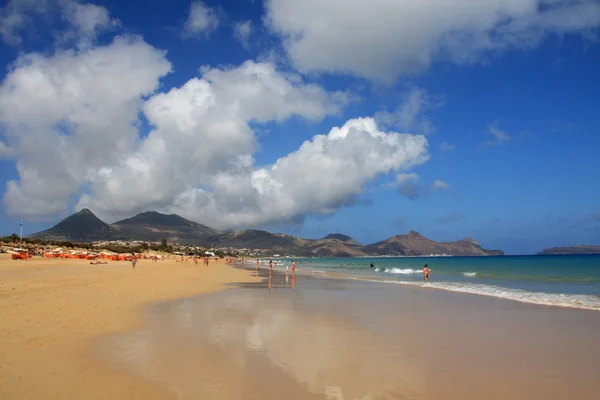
left=267, top=259, right=296, bottom=290
left=258, top=259, right=296, bottom=275
left=130, top=255, right=214, bottom=269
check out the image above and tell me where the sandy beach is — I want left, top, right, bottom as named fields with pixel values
left=3, top=256, right=600, bottom=400
left=0, top=254, right=258, bottom=399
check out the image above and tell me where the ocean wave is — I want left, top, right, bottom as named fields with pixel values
left=472, top=273, right=600, bottom=283
left=463, top=272, right=477, bottom=277
left=422, top=281, right=600, bottom=311
left=376, top=268, right=423, bottom=274
left=345, top=277, right=600, bottom=311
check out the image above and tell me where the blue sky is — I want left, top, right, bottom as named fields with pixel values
left=0, top=0, right=599, bottom=254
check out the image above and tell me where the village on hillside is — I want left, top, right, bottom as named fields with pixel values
left=0, top=233, right=286, bottom=262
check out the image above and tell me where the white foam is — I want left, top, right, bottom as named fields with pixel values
left=463, top=272, right=477, bottom=277
left=385, top=268, right=422, bottom=274
left=345, top=276, right=600, bottom=311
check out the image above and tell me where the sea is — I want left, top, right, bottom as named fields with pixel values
left=260, top=255, right=600, bottom=311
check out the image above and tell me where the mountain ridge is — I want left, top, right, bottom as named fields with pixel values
left=111, top=211, right=220, bottom=245
left=29, top=209, right=504, bottom=257
left=30, top=209, right=129, bottom=242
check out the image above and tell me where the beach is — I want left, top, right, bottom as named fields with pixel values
left=2, top=256, right=600, bottom=399
left=0, top=254, right=258, bottom=399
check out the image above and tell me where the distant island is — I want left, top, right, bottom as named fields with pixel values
left=538, top=245, right=600, bottom=255
left=28, top=209, right=504, bottom=257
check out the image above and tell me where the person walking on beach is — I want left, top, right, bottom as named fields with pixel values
left=269, top=260, right=273, bottom=273
left=132, top=258, right=137, bottom=270
left=423, top=264, right=429, bottom=281
left=292, top=260, right=296, bottom=274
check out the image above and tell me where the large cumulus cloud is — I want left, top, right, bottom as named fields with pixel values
left=0, top=35, right=171, bottom=217
left=265, top=0, right=600, bottom=82
left=0, top=35, right=427, bottom=227
left=166, top=118, right=429, bottom=228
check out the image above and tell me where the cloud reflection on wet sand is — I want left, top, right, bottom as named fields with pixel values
left=98, top=281, right=425, bottom=400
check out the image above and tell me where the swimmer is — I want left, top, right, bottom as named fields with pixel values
left=423, top=264, right=429, bottom=281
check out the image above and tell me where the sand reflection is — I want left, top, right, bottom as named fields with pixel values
left=99, top=287, right=426, bottom=399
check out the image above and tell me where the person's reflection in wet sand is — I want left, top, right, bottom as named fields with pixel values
left=285, top=271, right=289, bottom=285
left=292, top=273, right=295, bottom=288
left=268, top=273, right=273, bottom=291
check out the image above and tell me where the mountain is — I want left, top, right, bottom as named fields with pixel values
left=323, top=233, right=362, bottom=247
left=362, top=230, right=503, bottom=256
left=29, top=210, right=504, bottom=256
left=29, top=209, right=128, bottom=242
left=111, top=211, right=220, bottom=245
left=203, top=230, right=365, bottom=257
left=537, top=245, right=600, bottom=255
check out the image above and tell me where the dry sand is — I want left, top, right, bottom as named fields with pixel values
left=0, top=254, right=258, bottom=399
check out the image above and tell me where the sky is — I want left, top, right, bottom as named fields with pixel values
left=0, top=0, right=599, bottom=255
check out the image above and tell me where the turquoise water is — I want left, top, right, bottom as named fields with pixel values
left=265, top=255, right=600, bottom=310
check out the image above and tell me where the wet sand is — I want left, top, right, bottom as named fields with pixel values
left=0, top=254, right=258, bottom=399
left=100, top=268, right=600, bottom=400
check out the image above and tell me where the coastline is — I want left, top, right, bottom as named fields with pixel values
left=273, top=255, right=600, bottom=311
left=0, top=254, right=259, bottom=399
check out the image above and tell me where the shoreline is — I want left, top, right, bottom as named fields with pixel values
left=0, top=254, right=259, bottom=399
left=238, top=264, right=600, bottom=311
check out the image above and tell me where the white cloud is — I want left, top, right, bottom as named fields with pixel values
left=392, top=174, right=450, bottom=199
left=233, top=20, right=253, bottom=49
left=0, top=0, right=119, bottom=47
left=394, top=173, right=420, bottom=186
left=60, top=0, right=120, bottom=47
left=483, top=123, right=511, bottom=147
left=183, top=1, right=220, bottom=38
left=0, top=139, right=14, bottom=158
left=375, top=87, right=441, bottom=134
left=393, top=173, right=421, bottom=200
left=432, top=180, right=450, bottom=191
left=265, top=0, right=600, bottom=82
left=439, top=141, right=456, bottom=152
left=199, top=61, right=349, bottom=123
left=3, top=34, right=415, bottom=226
left=0, top=0, right=49, bottom=45
left=0, top=20, right=431, bottom=227
left=163, top=118, right=429, bottom=228
left=0, top=35, right=172, bottom=218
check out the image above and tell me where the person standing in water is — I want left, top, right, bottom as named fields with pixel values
left=291, top=260, right=296, bottom=274
left=370, top=262, right=374, bottom=268
left=423, top=264, right=429, bottom=281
